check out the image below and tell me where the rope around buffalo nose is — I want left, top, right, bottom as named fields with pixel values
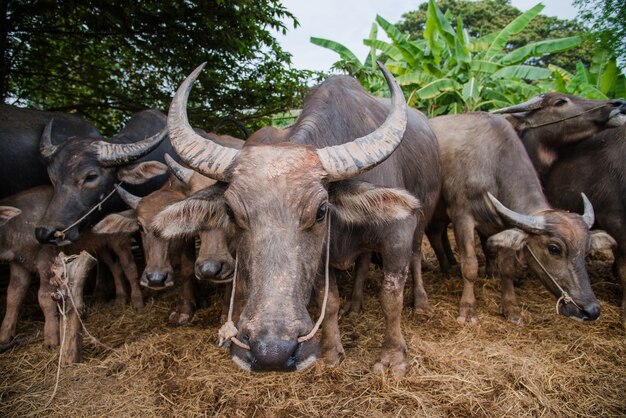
left=218, top=214, right=332, bottom=350
left=53, top=182, right=124, bottom=239
left=526, top=246, right=583, bottom=314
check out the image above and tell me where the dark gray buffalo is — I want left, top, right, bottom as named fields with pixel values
left=152, top=62, right=440, bottom=375
left=34, top=109, right=172, bottom=245
left=0, top=104, right=102, bottom=199
left=427, top=113, right=615, bottom=324
left=542, top=124, right=626, bottom=324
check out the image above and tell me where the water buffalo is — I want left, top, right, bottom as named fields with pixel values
left=492, top=93, right=626, bottom=180
left=0, top=104, right=102, bottom=199
left=0, top=186, right=142, bottom=350
left=542, top=124, right=626, bottom=323
left=427, top=113, right=615, bottom=324
left=153, top=62, right=440, bottom=375
left=34, top=109, right=172, bottom=245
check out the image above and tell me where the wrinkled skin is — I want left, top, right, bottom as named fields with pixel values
left=429, top=113, right=608, bottom=324
left=36, top=110, right=172, bottom=245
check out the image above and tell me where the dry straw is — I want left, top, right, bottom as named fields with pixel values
left=0, top=240, right=625, bottom=417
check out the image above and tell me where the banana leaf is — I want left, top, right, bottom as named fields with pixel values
left=493, top=65, right=552, bottom=80
left=486, top=3, right=544, bottom=60
left=499, top=36, right=581, bottom=66
left=417, top=78, right=462, bottom=99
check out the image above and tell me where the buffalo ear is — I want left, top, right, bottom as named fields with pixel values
left=0, top=206, right=21, bottom=226
left=117, top=161, right=168, bottom=184
left=590, top=230, right=617, bottom=250
left=487, top=228, right=528, bottom=251
left=92, top=210, right=138, bottom=234
left=329, top=180, right=420, bottom=225
left=151, top=184, right=229, bottom=239
left=501, top=113, right=529, bottom=131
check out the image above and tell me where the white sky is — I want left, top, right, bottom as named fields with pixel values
left=274, top=0, right=579, bottom=72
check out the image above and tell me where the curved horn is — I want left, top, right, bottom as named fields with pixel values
left=168, top=63, right=239, bottom=182
left=164, top=153, right=194, bottom=185
left=115, top=185, right=141, bottom=210
left=581, top=193, right=594, bottom=229
left=316, top=62, right=408, bottom=181
left=95, top=128, right=167, bottom=167
left=490, top=95, right=545, bottom=114
left=40, top=119, right=59, bottom=159
left=487, top=192, right=546, bottom=234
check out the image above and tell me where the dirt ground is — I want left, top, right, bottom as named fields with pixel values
left=0, top=237, right=625, bottom=417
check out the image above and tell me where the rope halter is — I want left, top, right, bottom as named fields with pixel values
left=525, top=245, right=583, bottom=315
left=218, top=213, right=332, bottom=350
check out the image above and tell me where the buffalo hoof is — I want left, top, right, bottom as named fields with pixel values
left=457, top=302, right=477, bottom=325
left=321, top=340, right=344, bottom=367
left=373, top=348, right=407, bottom=377
left=503, top=305, right=524, bottom=325
left=0, top=338, right=16, bottom=352
left=168, top=310, right=192, bottom=326
left=131, top=296, right=145, bottom=311
left=413, top=307, right=434, bottom=322
left=340, top=301, right=362, bottom=317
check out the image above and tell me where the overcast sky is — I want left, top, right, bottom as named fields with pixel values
left=274, top=0, right=579, bottom=72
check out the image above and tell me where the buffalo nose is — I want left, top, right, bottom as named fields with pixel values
left=35, top=227, right=56, bottom=244
left=196, top=260, right=223, bottom=280
left=145, top=272, right=169, bottom=287
left=248, top=334, right=300, bottom=371
left=582, top=304, right=601, bottom=321
left=609, top=98, right=626, bottom=110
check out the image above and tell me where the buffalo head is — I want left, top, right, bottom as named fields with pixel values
left=35, top=117, right=167, bottom=245
left=487, top=192, right=615, bottom=321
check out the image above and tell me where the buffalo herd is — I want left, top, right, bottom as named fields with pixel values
left=1, top=63, right=625, bottom=374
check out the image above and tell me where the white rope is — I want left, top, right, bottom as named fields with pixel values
left=218, top=213, right=332, bottom=350
left=526, top=246, right=583, bottom=314
left=54, top=182, right=124, bottom=239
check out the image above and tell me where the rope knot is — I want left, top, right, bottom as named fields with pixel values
left=218, top=320, right=239, bottom=347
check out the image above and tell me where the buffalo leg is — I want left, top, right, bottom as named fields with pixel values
left=616, top=248, right=626, bottom=325
left=0, top=263, right=32, bottom=349
left=479, top=232, right=496, bottom=278
left=373, top=266, right=409, bottom=377
left=494, top=248, right=523, bottom=324
left=341, top=252, right=370, bottom=316
left=426, top=222, right=453, bottom=275
left=315, top=268, right=343, bottom=366
left=411, top=227, right=432, bottom=318
left=452, top=215, right=479, bottom=324
left=97, top=248, right=128, bottom=306
left=169, top=242, right=196, bottom=326
left=111, top=238, right=144, bottom=310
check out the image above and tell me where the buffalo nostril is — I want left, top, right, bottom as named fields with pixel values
left=146, top=272, right=168, bottom=286
left=248, top=336, right=300, bottom=371
left=583, top=305, right=601, bottom=321
left=196, top=260, right=223, bottom=280
left=35, top=227, right=56, bottom=244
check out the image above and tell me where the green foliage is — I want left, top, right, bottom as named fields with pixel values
left=397, top=0, right=594, bottom=73
left=574, top=0, right=626, bottom=69
left=549, top=49, right=626, bottom=99
left=2, top=0, right=312, bottom=135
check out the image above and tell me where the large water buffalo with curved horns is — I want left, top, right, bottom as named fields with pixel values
left=153, top=62, right=440, bottom=375
left=34, top=109, right=173, bottom=245
left=0, top=104, right=102, bottom=199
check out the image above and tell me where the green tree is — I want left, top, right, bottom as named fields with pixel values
left=2, top=0, right=311, bottom=134
left=574, top=0, right=626, bottom=68
left=396, top=0, right=593, bottom=73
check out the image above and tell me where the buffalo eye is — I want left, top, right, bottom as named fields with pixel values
left=547, top=243, right=561, bottom=256
left=315, top=202, right=328, bottom=223
left=554, top=98, right=568, bottom=107
left=84, top=172, right=99, bottom=183
left=224, top=204, right=235, bottom=222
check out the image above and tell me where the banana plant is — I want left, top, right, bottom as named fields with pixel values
left=311, top=0, right=583, bottom=116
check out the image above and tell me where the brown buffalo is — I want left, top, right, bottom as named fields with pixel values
left=428, top=113, right=614, bottom=324
left=0, top=186, right=142, bottom=350
left=152, top=62, right=437, bottom=375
